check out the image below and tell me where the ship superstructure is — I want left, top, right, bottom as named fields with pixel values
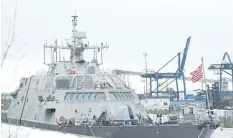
left=3, top=14, right=215, bottom=138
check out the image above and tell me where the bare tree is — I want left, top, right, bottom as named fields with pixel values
left=1, top=0, right=18, bottom=67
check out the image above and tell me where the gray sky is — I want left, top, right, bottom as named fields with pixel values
left=1, top=0, right=233, bottom=94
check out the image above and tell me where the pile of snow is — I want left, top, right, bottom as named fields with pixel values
left=1, top=123, right=93, bottom=138
left=211, top=127, right=233, bottom=138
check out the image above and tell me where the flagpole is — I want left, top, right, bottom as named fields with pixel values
left=201, top=57, right=211, bottom=138
left=201, top=57, right=210, bottom=111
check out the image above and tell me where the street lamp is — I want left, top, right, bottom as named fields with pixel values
left=143, top=53, right=148, bottom=96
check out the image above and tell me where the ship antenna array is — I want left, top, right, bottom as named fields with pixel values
left=71, top=13, right=78, bottom=44
left=43, top=14, right=110, bottom=66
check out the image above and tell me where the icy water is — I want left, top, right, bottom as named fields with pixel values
left=1, top=123, right=233, bottom=138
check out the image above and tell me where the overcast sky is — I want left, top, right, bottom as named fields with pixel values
left=1, top=0, right=233, bottom=94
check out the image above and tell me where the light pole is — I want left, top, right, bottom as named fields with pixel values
left=143, top=53, right=148, bottom=97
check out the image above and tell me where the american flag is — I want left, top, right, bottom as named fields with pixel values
left=190, top=64, right=203, bottom=83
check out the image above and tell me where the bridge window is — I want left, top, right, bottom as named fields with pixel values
left=116, top=93, right=123, bottom=99
left=95, top=92, right=105, bottom=100
left=125, top=93, right=132, bottom=98
left=128, top=92, right=134, bottom=99
left=83, top=93, right=91, bottom=100
left=122, top=93, right=129, bottom=99
left=64, top=92, right=105, bottom=101
left=114, top=93, right=119, bottom=99
left=77, top=93, right=84, bottom=100
left=64, top=93, right=72, bottom=100
left=71, top=93, right=78, bottom=100
left=109, top=92, right=134, bottom=100
left=110, top=93, right=118, bottom=100
left=120, top=93, right=126, bottom=99
left=89, top=93, right=96, bottom=100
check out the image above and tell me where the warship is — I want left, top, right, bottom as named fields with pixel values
left=2, top=14, right=216, bottom=138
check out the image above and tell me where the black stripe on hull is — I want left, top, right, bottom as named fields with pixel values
left=4, top=117, right=214, bottom=138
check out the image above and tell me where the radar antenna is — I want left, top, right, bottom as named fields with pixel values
left=43, top=14, right=109, bottom=66
left=71, top=12, right=79, bottom=44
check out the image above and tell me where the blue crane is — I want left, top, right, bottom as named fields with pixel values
left=141, top=36, right=191, bottom=100
left=208, top=52, right=233, bottom=91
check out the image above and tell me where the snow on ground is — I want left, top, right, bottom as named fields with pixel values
left=1, top=123, right=94, bottom=138
left=1, top=123, right=233, bottom=138
left=211, top=128, right=233, bottom=138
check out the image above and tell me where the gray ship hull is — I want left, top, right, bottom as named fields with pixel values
left=4, top=117, right=214, bottom=138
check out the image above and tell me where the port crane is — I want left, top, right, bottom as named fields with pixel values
left=144, top=36, right=191, bottom=100
left=112, top=37, right=232, bottom=100
left=208, top=52, right=233, bottom=109
left=112, top=69, right=232, bottom=91
left=208, top=52, right=233, bottom=91
left=112, top=69, right=232, bottom=83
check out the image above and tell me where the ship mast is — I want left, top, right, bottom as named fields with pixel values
left=71, top=14, right=78, bottom=45
left=43, top=14, right=109, bottom=66
left=70, top=14, right=86, bottom=64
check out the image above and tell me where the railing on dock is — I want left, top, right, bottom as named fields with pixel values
left=217, top=110, right=233, bottom=128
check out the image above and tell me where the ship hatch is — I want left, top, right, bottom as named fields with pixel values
left=46, top=108, right=56, bottom=113
left=115, top=105, right=134, bottom=120
left=127, top=105, right=134, bottom=119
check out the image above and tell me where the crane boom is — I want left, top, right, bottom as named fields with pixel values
left=112, top=69, right=232, bottom=83
left=180, top=36, right=191, bottom=73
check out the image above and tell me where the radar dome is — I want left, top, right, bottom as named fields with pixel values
left=54, top=74, right=70, bottom=89
left=73, top=21, right=77, bottom=26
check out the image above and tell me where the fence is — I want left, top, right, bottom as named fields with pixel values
left=217, top=110, right=233, bottom=128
